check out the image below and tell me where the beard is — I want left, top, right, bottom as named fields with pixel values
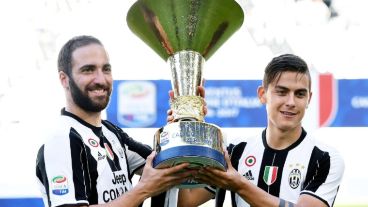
left=69, top=77, right=111, bottom=112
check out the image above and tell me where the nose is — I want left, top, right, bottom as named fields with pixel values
left=285, top=93, right=296, bottom=107
left=93, top=69, right=107, bottom=84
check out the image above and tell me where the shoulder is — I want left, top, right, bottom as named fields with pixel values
left=306, top=133, right=344, bottom=162
left=227, top=133, right=260, bottom=151
left=40, top=116, right=85, bottom=148
left=314, top=139, right=345, bottom=170
left=304, top=134, right=345, bottom=178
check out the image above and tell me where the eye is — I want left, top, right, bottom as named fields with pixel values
left=296, top=91, right=307, bottom=98
left=103, top=65, right=112, bottom=72
left=81, top=65, right=95, bottom=72
left=276, top=90, right=287, bottom=96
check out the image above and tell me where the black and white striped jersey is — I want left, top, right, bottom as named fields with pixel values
left=216, top=128, right=344, bottom=207
left=36, top=109, right=152, bottom=207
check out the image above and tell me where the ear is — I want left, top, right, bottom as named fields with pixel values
left=257, top=86, right=266, bottom=104
left=59, top=71, right=69, bottom=90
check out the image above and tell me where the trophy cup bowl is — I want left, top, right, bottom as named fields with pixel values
left=127, top=0, right=244, bottom=188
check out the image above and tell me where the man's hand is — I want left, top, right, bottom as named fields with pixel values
left=194, top=150, right=244, bottom=192
left=135, top=151, right=197, bottom=197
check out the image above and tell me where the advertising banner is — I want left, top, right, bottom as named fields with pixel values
left=107, top=80, right=267, bottom=128
left=107, top=78, right=368, bottom=128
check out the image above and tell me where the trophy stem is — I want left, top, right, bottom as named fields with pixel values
left=168, top=50, right=204, bottom=97
left=168, top=50, right=205, bottom=121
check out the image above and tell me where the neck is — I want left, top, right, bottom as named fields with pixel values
left=266, top=126, right=302, bottom=150
left=65, top=104, right=102, bottom=127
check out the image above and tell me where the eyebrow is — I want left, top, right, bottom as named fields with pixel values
left=79, top=63, right=111, bottom=70
left=79, top=64, right=96, bottom=70
left=275, top=85, right=308, bottom=93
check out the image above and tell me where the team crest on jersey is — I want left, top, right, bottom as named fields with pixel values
left=51, top=176, right=69, bottom=195
left=289, top=169, right=301, bottom=189
left=88, top=138, right=99, bottom=147
left=104, top=143, right=115, bottom=160
left=263, top=166, right=278, bottom=186
left=245, top=155, right=256, bottom=167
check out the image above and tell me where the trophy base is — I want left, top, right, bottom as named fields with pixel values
left=153, top=121, right=225, bottom=188
left=153, top=145, right=226, bottom=188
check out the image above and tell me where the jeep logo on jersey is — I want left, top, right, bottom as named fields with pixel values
left=51, top=176, right=69, bottom=195
left=88, top=138, right=99, bottom=147
left=263, top=166, right=278, bottom=186
left=289, top=169, right=301, bottom=189
left=245, top=155, right=256, bottom=167
left=104, top=143, right=114, bottom=160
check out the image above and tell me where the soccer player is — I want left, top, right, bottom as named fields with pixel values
left=178, top=54, right=345, bottom=207
left=35, top=35, right=194, bottom=207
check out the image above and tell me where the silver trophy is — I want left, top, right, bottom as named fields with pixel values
left=127, top=0, right=244, bottom=187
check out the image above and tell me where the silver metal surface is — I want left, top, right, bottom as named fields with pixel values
left=154, top=121, right=223, bottom=152
left=168, top=51, right=204, bottom=97
left=168, top=50, right=205, bottom=121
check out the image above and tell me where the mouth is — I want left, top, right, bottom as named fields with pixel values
left=280, top=111, right=297, bottom=117
left=89, top=88, right=108, bottom=96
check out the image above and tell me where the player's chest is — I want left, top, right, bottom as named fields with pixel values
left=82, top=132, right=133, bottom=201
left=237, top=146, right=310, bottom=190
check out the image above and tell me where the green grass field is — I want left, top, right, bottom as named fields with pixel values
left=336, top=205, right=368, bottom=207
left=198, top=202, right=368, bottom=207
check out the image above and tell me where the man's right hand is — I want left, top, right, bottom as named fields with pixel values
left=135, top=151, right=197, bottom=198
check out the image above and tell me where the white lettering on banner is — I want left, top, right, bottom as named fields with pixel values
left=205, top=86, right=262, bottom=118
left=351, top=96, right=368, bottom=108
left=217, top=108, right=239, bottom=117
left=206, top=87, right=242, bottom=97
left=221, top=98, right=261, bottom=108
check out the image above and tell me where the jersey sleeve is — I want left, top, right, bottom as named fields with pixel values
left=102, top=120, right=152, bottom=176
left=117, top=129, right=152, bottom=176
left=36, top=128, right=89, bottom=207
left=301, top=147, right=345, bottom=207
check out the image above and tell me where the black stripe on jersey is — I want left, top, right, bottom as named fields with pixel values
left=103, top=120, right=152, bottom=158
left=215, top=188, right=226, bottom=207
left=303, top=146, right=330, bottom=192
left=69, top=128, right=97, bottom=204
left=103, top=120, right=167, bottom=207
left=150, top=192, right=166, bottom=207
left=99, top=133, right=123, bottom=172
left=103, top=120, right=152, bottom=179
left=257, top=147, right=288, bottom=196
left=258, top=129, right=306, bottom=197
left=302, top=146, right=331, bottom=206
left=331, top=186, right=340, bottom=206
left=212, top=142, right=247, bottom=207
left=301, top=191, right=330, bottom=207
left=230, top=142, right=247, bottom=207
left=36, top=145, right=51, bottom=207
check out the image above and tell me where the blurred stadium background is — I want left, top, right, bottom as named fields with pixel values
left=0, top=0, right=367, bottom=206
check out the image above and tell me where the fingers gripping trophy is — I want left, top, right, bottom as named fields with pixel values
left=127, top=0, right=244, bottom=187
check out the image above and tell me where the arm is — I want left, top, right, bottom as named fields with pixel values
left=196, top=151, right=332, bottom=207
left=84, top=151, right=195, bottom=207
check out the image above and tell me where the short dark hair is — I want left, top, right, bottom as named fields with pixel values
left=263, top=54, right=311, bottom=90
left=57, top=35, right=102, bottom=76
